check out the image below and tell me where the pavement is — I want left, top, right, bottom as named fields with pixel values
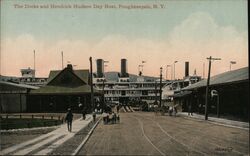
left=178, top=112, right=249, bottom=130
left=80, top=112, right=249, bottom=155
left=0, top=114, right=94, bottom=155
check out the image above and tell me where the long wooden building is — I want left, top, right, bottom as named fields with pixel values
left=176, top=67, right=249, bottom=121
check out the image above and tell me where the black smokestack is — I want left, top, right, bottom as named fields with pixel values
left=96, top=59, right=104, bottom=78
left=121, top=59, right=128, bottom=77
left=185, top=62, right=189, bottom=77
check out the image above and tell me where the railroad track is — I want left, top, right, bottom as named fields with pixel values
left=134, top=114, right=246, bottom=156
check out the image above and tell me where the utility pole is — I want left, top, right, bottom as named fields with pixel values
left=203, top=63, right=205, bottom=79
left=173, top=61, right=178, bottom=80
left=61, top=51, right=64, bottom=69
left=102, top=80, right=105, bottom=113
left=166, top=65, right=171, bottom=80
left=154, top=81, right=157, bottom=104
left=89, top=57, right=94, bottom=112
left=205, top=56, right=221, bottom=120
left=229, top=61, right=236, bottom=71
left=159, top=67, right=163, bottom=108
left=33, top=50, right=36, bottom=77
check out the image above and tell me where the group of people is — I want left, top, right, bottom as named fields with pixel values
left=168, top=105, right=178, bottom=117
left=102, top=111, right=120, bottom=124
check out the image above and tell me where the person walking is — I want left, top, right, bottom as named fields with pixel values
left=174, top=105, right=178, bottom=117
left=82, top=108, right=86, bottom=120
left=188, top=103, right=193, bottom=116
left=65, top=108, right=73, bottom=132
left=92, top=111, right=96, bottom=122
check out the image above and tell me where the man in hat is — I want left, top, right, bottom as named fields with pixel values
left=65, top=108, right=73, bottom=132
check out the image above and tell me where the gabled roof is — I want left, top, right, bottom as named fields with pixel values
left=30, top=66, right=100, bottom=95
left=47, top=69, right=89, bottom=84
left=183, top=67, right=249, bottom=90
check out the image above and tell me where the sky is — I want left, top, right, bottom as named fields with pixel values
left=0, top=0, right=248, bottom=79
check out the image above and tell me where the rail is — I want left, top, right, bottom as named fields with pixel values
left=0, top=114, right=64, bottom=130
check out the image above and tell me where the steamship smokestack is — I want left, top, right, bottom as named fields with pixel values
left=185, top=61, right=189, bottom=77
left=121, top=59, right=128, bottom=77
left=96, top=59, right=104, bottom=78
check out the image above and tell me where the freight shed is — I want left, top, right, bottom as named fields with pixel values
left=177, top=67, right=249, bottom=121
left=0, top=81, right=39, bottom=113
left=28, top=64, right=102, bottom=113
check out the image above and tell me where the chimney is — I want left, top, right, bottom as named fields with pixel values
left=96, top=59, right=104, bottom=78
left=121, top=59, right=128, bottom=77
left=67, top=64, right=73, bottom=70
left=185, top=62, right=189, bottom=77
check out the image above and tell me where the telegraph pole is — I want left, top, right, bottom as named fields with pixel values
left=89, top=57, right=94, bottom=112
left=205, top=56, right=221, bottom=120
left=203, top=63, right=205, bottom=79
left=61, top=51, right=64, bottom=69
left=159, top=67, right=163, bottom=108
left=154, top=81, right=157, bottom=104
left=102, top=80, right=105, bottom=113
left=33, top=50, right=36, bottom=77
left=229, top=61, right=236, bottom=71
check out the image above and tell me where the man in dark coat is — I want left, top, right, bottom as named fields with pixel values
left=65, top=108, right=73, bottom=132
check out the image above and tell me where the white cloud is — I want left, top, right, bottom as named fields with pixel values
left=1, top=12, right=248, bottom=78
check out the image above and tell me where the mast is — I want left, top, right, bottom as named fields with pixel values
left=61, top=51, right=64, bottom=69
left=33, top=50, right=36, bottom=77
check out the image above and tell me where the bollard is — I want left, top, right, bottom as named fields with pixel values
left=42, top=115, right=44, bottom=119
left=32, top=115, right=34, bottom=119
left=20, top=114, right=22, bottom=119
left=6, top=115, right=8, bottom=119
left=51, top=116, right=53, bottom=119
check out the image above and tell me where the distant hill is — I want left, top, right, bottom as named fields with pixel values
left=103, top=71, right=159, bottom=82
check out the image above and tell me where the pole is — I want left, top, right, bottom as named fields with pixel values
left=173, top=61, right=178, bottom=80
left=33, top=50, right=35, bottom=77
left=61, top=51, right=64, bottom=69
left=155, top=81, right=157, bottom=103
left=102, top=80, right=105, bottom=113
left=166, top=67, right=167, bottom=80
left=205, top=56, right=211, bottom=120
left=205, top=56, right=221, bottom=120
left=166, top=65, right=170, bottom=80
left=203, top=63, right=205, bottom=79
left=173, top=63, right=175, bottom=80
left=159, top=67, right=162, bottom=108
left=171, top=65, right=173, bottom=80
left=89, top=57, right=94, bottom=112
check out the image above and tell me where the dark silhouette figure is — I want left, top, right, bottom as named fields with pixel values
left=82, top=108, right=86, bottom=120
left=188, top=103, right=193, bottom=116
left=65, top=108, right=73, bottom=132
left=93, top=111, right=96, bottom=122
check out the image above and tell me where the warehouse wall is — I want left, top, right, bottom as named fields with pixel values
left=0, top=94, right=26, bottom=113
